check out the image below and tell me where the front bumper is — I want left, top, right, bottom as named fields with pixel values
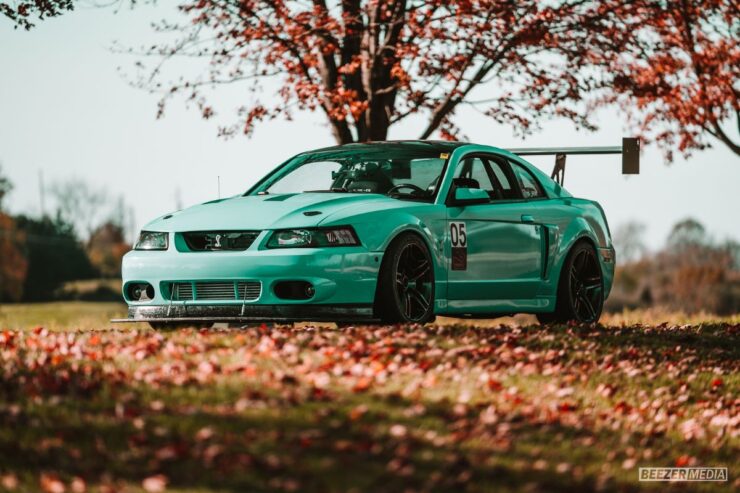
left=120, top=245, right=382, bottom=322
left=598, top=246, right=616, bottom=299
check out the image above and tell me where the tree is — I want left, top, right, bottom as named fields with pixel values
left=0, top=213, right=28, bottom=302
left=0, top=0, right=73, bottom=30
left=608, top=219, right=740, bottom=314
left=13, top=215, right=95, bottom=301
left=8, top=1, right=737, bottom=157
left=49, top=178, right=108, bottom=240
left=666, top=217, right=709, bottom=250
left=0, top=164, right=12, bottom=211
left=591, top=0, right=739, bottom=160
left=612, top=221, right=647, bottom=263
left=130, top=0, right=648, bottom=144
left=87, top=221, right=130, bottom=278
left=127, top=0, right=737, bottom=155
left=0, top=167, right=27, bottom=302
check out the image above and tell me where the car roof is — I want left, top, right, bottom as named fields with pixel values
left=307, top=140, right=468, bottom=153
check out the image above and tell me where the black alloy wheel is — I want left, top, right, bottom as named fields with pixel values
left=568, top=246, right=604, bottom=322
left=537, top=241, right=604, bottom=324
left=376, top=233, right=435, bottom=324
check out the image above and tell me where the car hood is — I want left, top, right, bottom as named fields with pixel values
left=144, top=193, right=402, bottom=232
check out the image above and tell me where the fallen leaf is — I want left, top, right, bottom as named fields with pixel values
left=142, top=474, right=168, bottom=493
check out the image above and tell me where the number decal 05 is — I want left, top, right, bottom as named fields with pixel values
left=450, top=222, right=467, bottom=247
left=450, top=222, right=467, bottom=270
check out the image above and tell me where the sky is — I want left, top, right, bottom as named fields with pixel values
left=1, top=4, right=738, bottom=249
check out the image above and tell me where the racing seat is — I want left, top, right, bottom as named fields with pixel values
left=343, top=161, right=395, bottom=194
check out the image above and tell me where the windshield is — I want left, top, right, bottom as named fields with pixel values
left=251, top=146, right=450, bottom=200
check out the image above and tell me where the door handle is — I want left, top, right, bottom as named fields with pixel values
left=521, top=214, right=535, bottom=223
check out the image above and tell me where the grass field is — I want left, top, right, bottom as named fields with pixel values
left=0, top=303, right=737, bottom=492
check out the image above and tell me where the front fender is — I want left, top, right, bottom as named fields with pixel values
left=321, top=205, right=448, bottom=302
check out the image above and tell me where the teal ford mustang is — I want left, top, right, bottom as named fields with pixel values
left=121, top=140, right=622, bottom=327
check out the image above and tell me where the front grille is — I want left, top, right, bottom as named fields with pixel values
left=168, top=281, right=261, bottom=301
left=171, top=282, right=194, bottom=301
left=237, top=282, right=262, bottom=300
left=182, top=231, right=260, bottom=251
left=196, top=282, right=236, bottom=300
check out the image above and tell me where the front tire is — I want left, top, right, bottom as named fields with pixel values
left=375, top=233, right=435, bottom=324
left=538, top=241, right=604, bottom=324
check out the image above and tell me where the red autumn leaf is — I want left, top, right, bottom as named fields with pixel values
left=614, top=401, right=632, bottom=414
left=487, top=379, right=503, bottom=392
left=558, top=402, right=577, bottom=413
left=142, top=474, right=168, bottom=493
left=70, top=477, right=86, bottom=493
left=675, top=455, right=692, bottom=467
left=352, top=377, right=372, bottom=393
left=349, top=404, right=368, bottom=421
left=39, top=473, right=65, bottom=493
left=0, top=330, right=15, bottom=346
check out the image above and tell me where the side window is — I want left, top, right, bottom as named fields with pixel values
left=455, top=157, right=495, bottom=194
left=510, top=162, right=545, bottom=199
left=488, top=158, right=517, bottom=199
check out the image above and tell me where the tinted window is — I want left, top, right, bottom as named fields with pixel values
left=510, top=162, right=544, bottom=199
left=490, top=160, right=512, bottom=192
left=455, top=157, right=495, bottom=193
left=487, top=158, right=520, bottom=199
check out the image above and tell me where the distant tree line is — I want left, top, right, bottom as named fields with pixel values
left=609, top=219, right=740, bottom=315
left=0, top=166, right=132, bottom=302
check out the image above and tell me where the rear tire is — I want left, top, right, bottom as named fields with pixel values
left=375, top=233, right=435, bottom=324
left=539, top=241, right=604, bottom=325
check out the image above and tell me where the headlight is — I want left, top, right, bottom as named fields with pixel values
left=135, top=231, right=169, bottom=251
left=266, top=227, right=360, bottom=248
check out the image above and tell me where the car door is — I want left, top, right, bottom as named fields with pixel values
left=446, top=155, right=544, bottom=303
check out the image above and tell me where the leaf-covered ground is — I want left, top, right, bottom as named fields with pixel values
left=0, top=312, right=737, bottom=492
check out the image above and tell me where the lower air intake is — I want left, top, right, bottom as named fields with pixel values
left=169, top=281, right=261, bottom=301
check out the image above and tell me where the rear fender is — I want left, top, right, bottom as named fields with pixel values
left=546, top=214, right=614, bottom=301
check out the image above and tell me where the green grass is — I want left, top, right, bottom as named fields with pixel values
left=0, top=301, right=132, bottom=331
left=0, top=303, right=737, bottom=492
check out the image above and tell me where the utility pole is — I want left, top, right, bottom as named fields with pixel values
left=38, top=169, right=46, bottom=217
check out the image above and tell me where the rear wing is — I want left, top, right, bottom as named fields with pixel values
left=507, top=137, right=640, bottom=186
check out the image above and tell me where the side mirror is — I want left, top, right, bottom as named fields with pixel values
left=452, top=187, right=489, bottom=206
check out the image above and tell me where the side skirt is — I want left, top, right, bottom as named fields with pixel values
left=437, top=296, right=556, bottom=316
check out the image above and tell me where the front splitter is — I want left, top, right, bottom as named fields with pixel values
left=113, top=303, right=377, bottom=324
